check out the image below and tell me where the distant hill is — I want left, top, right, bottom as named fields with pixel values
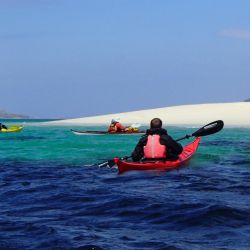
left=244, top=98, right=250, bottom=102
left=0, top=109, right=30, bottom=119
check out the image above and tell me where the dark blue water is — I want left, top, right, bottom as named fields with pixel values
left=0, top=123, right=250, bottom=249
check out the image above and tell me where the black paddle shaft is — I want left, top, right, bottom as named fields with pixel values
left=176, top=120, right=224, bottom=142
left=98, top=156, right=132, bottom=168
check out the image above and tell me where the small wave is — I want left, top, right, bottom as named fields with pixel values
left=0, top=136, right=46, bottom=141
left=170, top=204, right=250, bottom=228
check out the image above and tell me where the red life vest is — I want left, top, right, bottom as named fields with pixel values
left=143, top=135, right=167, bottom=159
left=108, top=122, right=125, bottom=132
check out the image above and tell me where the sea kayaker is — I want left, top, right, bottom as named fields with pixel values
left=0, top=123, right=8, bottom=130
left=108, top=118, right=127, bottom=133
left=131, top=118, right=183, bottom=161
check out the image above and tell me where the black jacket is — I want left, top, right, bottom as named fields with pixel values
left=131, top=128, right=183, bottom=161
left=0, top=123, right=7, bottom=130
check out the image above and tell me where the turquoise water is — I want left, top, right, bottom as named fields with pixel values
left=0, top=120, right=250, bottom=249
left=0, top=122, right=204, bottom=165
left=1, top=120, right=249, bottom=166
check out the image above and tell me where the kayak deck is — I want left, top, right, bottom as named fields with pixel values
left=114, top=137, right=201, bottom=173
left=71, top=129, right=146, bottom=135
left=0, top=126, right=23, bottom=133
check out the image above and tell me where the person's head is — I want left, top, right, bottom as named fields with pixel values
left=111, top=118, right=120, bottom=124
left=150, top=118, right=162, bottom=129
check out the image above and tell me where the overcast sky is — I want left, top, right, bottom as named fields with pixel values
left=0, top=0, right=249, bottom=118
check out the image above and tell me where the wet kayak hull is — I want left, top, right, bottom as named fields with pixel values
left=71, top=129, right=145, bottom=135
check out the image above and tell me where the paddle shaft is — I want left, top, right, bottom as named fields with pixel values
left=176, top=120, right=224, bottom=142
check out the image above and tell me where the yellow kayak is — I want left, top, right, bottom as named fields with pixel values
left=0, top=126, right=23, bottom=133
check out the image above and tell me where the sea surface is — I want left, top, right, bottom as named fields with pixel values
left=0, top=120, right=250, bottom=250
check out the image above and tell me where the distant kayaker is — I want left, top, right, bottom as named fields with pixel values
left=108, top=118, right=127, bottom=133
left=131, top=118, right=183, bottom=161
left=0, top=123, right=8, bottom=130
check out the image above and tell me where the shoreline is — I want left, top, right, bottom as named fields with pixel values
left=46, top=102, right=250, bottom=128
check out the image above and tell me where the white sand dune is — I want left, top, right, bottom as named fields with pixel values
left=48, top=102, right=250, bottom=127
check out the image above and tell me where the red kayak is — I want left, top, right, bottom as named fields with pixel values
left=114, top=137, right=201, bottom=173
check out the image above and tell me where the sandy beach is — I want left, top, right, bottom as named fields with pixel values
left=48, top=102, right=250, bottom=127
